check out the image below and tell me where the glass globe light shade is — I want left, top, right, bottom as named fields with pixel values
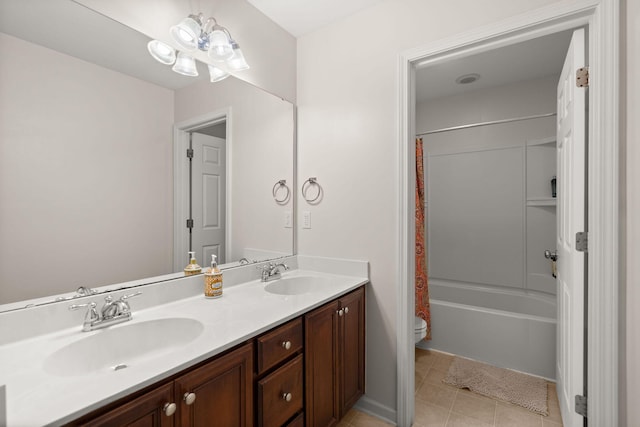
left=172, top=52, right=199, bottom=77
left=208, top=64, right=230, bottom=82
left=147, top=40, right=176, bottom=65
left=170, top=17, right=201, bottom=51
left=227, top=44, right=250, bottom=71
left=207, top=28, right=234, bottom=62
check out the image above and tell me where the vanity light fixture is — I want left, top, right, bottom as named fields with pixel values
left=147, top=12, right=248, bottom=82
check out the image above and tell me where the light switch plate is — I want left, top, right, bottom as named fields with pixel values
left=303, top=211, right=311, bottom=229
left=284, top=211, right=292, bottom=228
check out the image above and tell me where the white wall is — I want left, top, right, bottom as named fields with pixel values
left=0, top=33, right=175, bottom=304
left=174, top=77, right=294, bottom=262
left=76, top=0, right=297, bottom=102
left=624, top=0, right=639, bottom=424
left=296, top=0, right=560, bottom=419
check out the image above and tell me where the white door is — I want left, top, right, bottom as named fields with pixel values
left=556, top=28, right=586, bottom=427
left=192, top=133, right=226, bottom=265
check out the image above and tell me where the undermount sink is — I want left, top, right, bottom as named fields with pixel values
left=264, top=276, right=329, bottom=295
left=43, top=318, right=204, bottom=377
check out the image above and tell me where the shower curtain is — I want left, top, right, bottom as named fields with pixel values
left=415, top=138, right=431, bottom=340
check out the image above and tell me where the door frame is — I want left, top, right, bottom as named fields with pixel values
left=173, top=108, right=233, bottom=271
left=396, top=1, right=619, bottom=426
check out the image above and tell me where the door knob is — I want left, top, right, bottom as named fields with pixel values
left=544, top=250, right=558, bottom=261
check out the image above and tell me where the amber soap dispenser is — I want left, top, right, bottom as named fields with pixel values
left=204, top=254, right=223, bottom=298
left=183, top=251, right=202, bottom=276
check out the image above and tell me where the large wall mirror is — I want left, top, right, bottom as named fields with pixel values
left=0, top=0, right=295, bottom=310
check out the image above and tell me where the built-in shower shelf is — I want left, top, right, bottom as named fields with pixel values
left=526, top=198, right=557, bottom=207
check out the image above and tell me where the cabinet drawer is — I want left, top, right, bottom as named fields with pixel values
left=258, top=354, right=303, bottom=427
left=284, top=412, right=304, bottom=427
left=256, top=317, right=303, bottom=374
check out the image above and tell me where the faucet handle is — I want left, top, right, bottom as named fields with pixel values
left=117, top=291, right=142, bottom=313
left=69, top=301, right=99, bottom=326
left=68, top=301, right=96, bottom=311
left=120, top=291, right=142, bottom=300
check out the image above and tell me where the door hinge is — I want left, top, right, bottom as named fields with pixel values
left=576, top=67, right=589, bottom=88
left=186, top=219, right=194, bottom=229
left=186, top=148, right=194, bottom=159
left=575, top=395, right=587, bottom=417
left=576, top=231, right=588, bottom=252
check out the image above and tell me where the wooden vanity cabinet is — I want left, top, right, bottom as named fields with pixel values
left=305, top=287, right=365, bottom=427
left=76, top=382, right=176, bottom=427
left=176, top=342, right=253, bottom=427
left=69, top=286, right=365, bottom=427
left=71, top=342, right=253, bottom=427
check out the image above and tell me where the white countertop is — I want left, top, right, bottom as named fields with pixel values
left=0, top=258, right=368, bottom=426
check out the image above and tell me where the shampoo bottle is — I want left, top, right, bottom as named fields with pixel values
left=183, top=251, right=202, bottom=276
left=204, top=254, right=223, bottom=298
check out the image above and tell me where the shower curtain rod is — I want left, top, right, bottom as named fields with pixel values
left=416, top=112, right=556, bottom=137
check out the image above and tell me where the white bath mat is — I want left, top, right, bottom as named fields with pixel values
left=443, top=356, right=549, bottom=415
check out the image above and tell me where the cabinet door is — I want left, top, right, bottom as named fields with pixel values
left=305, top=300, right=340, bottom=427
left=77, top=382, right=175, bottom=427
left=339, top=287, right=365, bottom=417
left=175, top=342, right=253, bottom=427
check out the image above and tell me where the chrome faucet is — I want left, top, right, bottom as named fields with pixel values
left=259, top=262, right=289, bottom=282
left=69, top=291, right=142, bottom=332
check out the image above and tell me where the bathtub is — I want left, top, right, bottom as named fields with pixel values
left=418, top=280, right=556, bottom=379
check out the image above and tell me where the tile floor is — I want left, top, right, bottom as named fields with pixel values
left=339, top=348, right=564, bottom=427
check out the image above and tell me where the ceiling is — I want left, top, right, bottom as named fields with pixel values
left=415, top=30, right=574, bottom=102
left=245, top=0, right=573, bottom=102
left=247, top=0, right=386, bottom=37
left=1, top=0, right=574, bottom=101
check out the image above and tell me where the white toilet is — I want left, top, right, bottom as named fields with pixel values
left=414, top=316, right=427, bottom=343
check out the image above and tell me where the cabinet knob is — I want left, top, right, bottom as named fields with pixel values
left=183, top=392, right=197, bottom=405
left=282, top=392, right=292, bottom=402
left=337, top=309, right=344, bottom=317
left=163, top=402, right=177, bottom=416
left=344, top=306, right=349, bottom=314
left=282, top=340, right=292, bottom=350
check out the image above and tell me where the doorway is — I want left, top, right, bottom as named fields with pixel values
left=396, top=1, right=619, bottom=426
left=173, top=109, right=232, bottom=272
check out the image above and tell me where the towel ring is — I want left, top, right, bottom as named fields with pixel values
left=302, top=177, right=321, bottom=203
left=272, top=180, right=290, bottom=203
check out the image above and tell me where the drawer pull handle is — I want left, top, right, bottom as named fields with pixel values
left=183, top=392, right=197, bottom=405
left=282, top=340, right=292, bottom=350
left=337, top=309, right=344, bottom=317
left=163, top=402, right=177, bottom=416
left=282, top=392, right=292, bottom=402
left=344, top=306, right=349, bottom=314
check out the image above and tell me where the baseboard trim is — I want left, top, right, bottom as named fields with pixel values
left=353, top=395, right=397, bottom=425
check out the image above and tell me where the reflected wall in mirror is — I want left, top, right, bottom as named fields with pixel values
left=0, top=0, right=295, bottom=309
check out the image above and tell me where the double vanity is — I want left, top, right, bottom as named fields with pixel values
left=0, top=256, right=368, bottom=426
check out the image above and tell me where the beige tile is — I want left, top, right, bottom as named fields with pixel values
left=413, top=400, right=450, bottom=427
left=416, top=382, right=457, bottom=410
left=542, top=419, right=563, bottom=427
left=495, top=403, right=543, bottom=427
left=351, top=410, right=394, bottom=427
left=424, top=367, right=448, bottom=386
left=416, top=373, right=425, bottom=391
left=446, top=411, right=493, bottom=427
left=432, top=359, right=453, bottom=373
left=546, top=384, right=563, bottom=423
left=342, top=408, right=359, bottom=424
left=451, top=392, right=497, bottom=425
